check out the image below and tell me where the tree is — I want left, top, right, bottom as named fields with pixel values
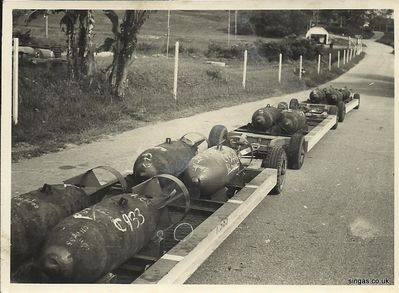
left=100, top=10, right=149, bottom=98
left=25, top=9, right=96, bottom=79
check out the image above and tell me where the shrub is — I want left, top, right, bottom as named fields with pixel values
left=136, top=42, right=159, bottom=54
left=206, top=42, right=253, bottom=59
left=164, top=42, right=197, bottom=55
left=254, top=38, right=322, bottom=62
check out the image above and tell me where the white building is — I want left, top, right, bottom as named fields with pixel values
left=305, top=26, right=329, bottom=44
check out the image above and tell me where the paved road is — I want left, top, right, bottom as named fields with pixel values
left=10, top=33, right=394, bottom=285
left=186, top=32, right=395, bottom=284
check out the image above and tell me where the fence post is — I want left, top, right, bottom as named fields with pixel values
left=234, top=10, right=238, bottom=40
left=45, top=15, right=48, bottom=38
left=337, top=51, right=340, bottom=68
left=347, top=49, right=349, bottom=63
left=227, top=10, right=231, bottom=46
left=166, top=10, right=171, bottom=57
left=360, top=39, right=363, bottom=53
left=343, top=50, right=346, bottom=65
left=317, top=54, right=321, bottom=75
left=242, top=49, right=247, bottom=89
left=278, top=53, right=282, bottom=83
left=299, top=55, right=303, bottom=80
left=328, top=53, right=331, bottom=71
left=173, top=41, right=179, bottom=100
left=13, top=38, right=19, bottom=125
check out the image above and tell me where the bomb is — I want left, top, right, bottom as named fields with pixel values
left=277, top=102, right=289, bottom=111
left=251, top=105, right=281, bottom=131
left=133, top=134, right=206, bottom=181
left=40, top=175, right=189, bottom=283
left=338, top=87, right=352, bottom=101
left=11, top=166, right=128, bottom=270
left=309, top=88, right=326, bottom=103
left=323, top=87, right=343, bottom=104
left=183, top=145, right=241, bottom=196
left=278, top=110, right=307, bottom=135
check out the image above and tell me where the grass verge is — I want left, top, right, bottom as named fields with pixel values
left=12, top=52, right=365, bottom=161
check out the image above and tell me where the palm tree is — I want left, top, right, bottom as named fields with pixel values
left=99, top=10, right=148, bottom=98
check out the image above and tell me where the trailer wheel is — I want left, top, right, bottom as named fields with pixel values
left=289, top=98, right=300, bottom=110
left=287, top=132, right=306, bottom=170
left=328, top=106, right=339, bottom=130
left=337, top=101, right=346, bottom=122
left=208, top=125, right=228, bottom=147
left=261, top=146, right=287, bottom=195
left=354, top=93, right=360, bottom=109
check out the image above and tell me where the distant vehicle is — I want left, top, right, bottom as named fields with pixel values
left=305, top=26, right=330, bottom=45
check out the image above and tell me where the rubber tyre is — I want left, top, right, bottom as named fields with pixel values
left=261, top=146, right=287, bottom=195
left=287, top=132, right=306, bottom=170
left=208, top=125, right=228, bottom=148
left=328, top=106, right=339, bottom=130
left=337, top=101, right=346, bottom=122
left=354, top=93, right=360, bottom=109
left=289, top=98, right=300, bottom=110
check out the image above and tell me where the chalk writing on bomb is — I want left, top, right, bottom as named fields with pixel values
left=66, top=225, right=90, bottom=249
left=112, top=208, right=145, bottom=232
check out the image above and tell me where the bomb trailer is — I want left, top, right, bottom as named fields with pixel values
left=10, top=90, right=359, bottom=284
left=11, top=134, right=285, bottom=284
left=298, top=86, right=360, bottom=123
left=207, top=95, right=349, bottom=174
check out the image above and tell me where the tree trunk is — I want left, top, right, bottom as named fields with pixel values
left=77, top=10, right=96, bottom=76
left=107, top=10, right=148, bottom=99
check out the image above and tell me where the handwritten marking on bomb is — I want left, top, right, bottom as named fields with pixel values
left=15, top=197, right=40, bottom=209
left=141, top=152, right=153, bottom=168
left=112, top=208, right=145, bottom=232
left=216, top=217, right=229, bottom=233
left=65, top=225, right=90, bottom=249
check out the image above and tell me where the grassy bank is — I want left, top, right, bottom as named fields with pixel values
left=12, top=51, right=365, bottom=161
left=376, top=32, right=394, bottom=48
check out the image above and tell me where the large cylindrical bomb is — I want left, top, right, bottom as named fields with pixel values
left=133, top=135, right=205, bottom=181
left=11, top=184, right=90, bottom=269
left=11, top=166, right=128, bottom=271
left=338, top=87, right=351, bottom=101
left=183, top=145, right=241, bottom=196
left=323, top=87, right=343, bottom=105
left=278, top=110, right=307, bottom=135
left=251, top=106, right=281, bottom=131
left=40, top=175, right=188, bottom=282
left=309, top=88, right=326, bottom=103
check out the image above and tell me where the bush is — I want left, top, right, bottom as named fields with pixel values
left=254, top=38, right=323, bottom=62
left=166, top=42, right=197, bottom=55
left=326, top=25, right=374, bottom=39
left=236, top=11, right=308, bottom=38
left=136, top=42, right=159, bottom=54
left=255, top=24, right=290, bottom=38
left=205, top=42, right=253, bottom=59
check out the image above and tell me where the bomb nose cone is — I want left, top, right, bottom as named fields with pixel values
left=42, top=246, right=73, bottom=279
left=136, top=165, right=157, bottom=180
left=254, top=116, right=265, bottom=124
left=191, top=177, right=201, bottom=185
left=283, top=119, right=293, bottom=128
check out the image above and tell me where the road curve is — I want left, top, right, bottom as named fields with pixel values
left=9, top=33, right=394, bottom=285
